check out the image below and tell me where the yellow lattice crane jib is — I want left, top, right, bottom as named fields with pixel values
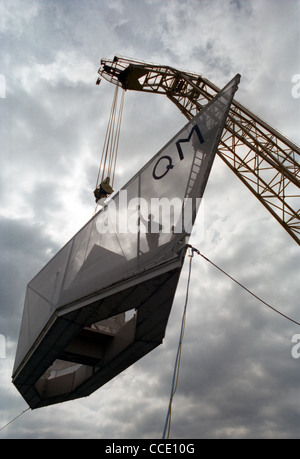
left=97, top=55, right=300, bottom=245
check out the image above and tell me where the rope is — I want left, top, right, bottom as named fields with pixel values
left=95, top=85, right=119, bottom=189
left=195, top=248, right=300, bottom=326
left=162, top=246, right=196, bottom=439
left=111, top=89, right=125, bottom=185
left=93, top=86, right=125, bottom=217
left=95, top=85, right=125, bottom=191
left=106, top=88, right=118, bottom=181
left=162, top=244, right=299, bottom=438
left=0, top=407, right=30, bottom=432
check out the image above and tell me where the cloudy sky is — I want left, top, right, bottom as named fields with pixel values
left=0, top=0, right=300, bottom=439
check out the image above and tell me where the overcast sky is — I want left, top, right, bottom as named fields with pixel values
left=0, top=0, right=299, bottom=439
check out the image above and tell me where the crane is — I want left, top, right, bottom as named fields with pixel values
left=96, top=55, right=300, bottom=245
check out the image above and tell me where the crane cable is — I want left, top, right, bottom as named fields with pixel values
left=197, top=249, right=300, bottom=327
left=0, top=407, right=30, bottom=433
left=111, top=88, right=125, bottom=185
left=95, top=85, right=125, bottom=193
left=162, top=244, right=299, bottom=439
left=162, top=245, right=196, bottom=439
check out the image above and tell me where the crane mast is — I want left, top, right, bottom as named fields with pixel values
left=97, top=56, right=300, bottom=245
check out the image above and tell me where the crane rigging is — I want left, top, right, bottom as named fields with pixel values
left=97, top=55, right=300, bottom=245
left=94, top=84, right=125, bottom=204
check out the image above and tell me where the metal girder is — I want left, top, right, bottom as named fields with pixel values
left=98, top=56, right=300, bottom=245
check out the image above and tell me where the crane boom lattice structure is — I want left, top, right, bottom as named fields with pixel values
left=97, top=56, right=300, bottom=245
